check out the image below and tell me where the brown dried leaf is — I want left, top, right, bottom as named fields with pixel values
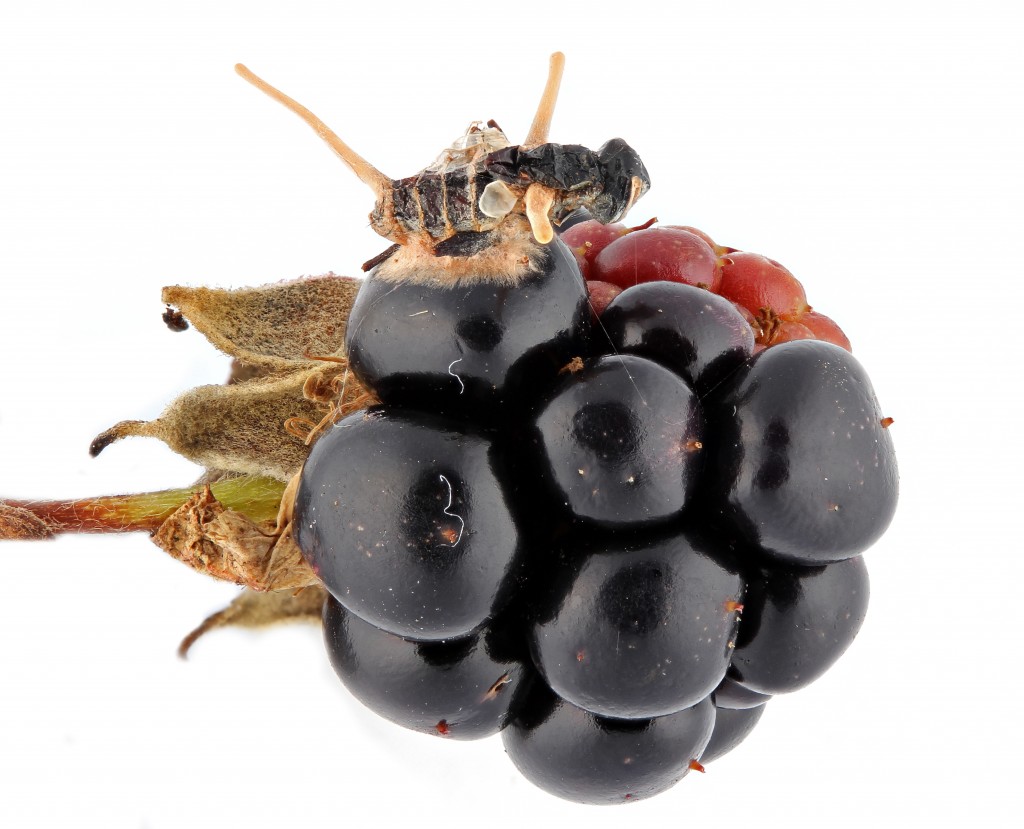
left=90, top=366, right=345, bottom=481
left=152, top=486, right=318, bottom=592
left=178, top=585, right=327, bottom=659
left=162, top=274, right=362, bottom=369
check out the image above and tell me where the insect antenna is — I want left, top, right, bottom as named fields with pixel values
left=234, top=64, right=392, bottom=198
left=522, top=52, right=565, bottom=149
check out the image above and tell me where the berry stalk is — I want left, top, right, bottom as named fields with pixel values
left=0, top=475, right=286, bottom=540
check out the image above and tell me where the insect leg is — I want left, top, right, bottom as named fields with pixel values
left=524, top=183, right=557, bottom=243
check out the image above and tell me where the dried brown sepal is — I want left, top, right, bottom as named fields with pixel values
left=178, top=585, right=328, bottom=659
left=162, top=274, right=361, bottom=369
left=227, top=358, right=272, bottom=385
left=90, top=364, right=362, bottom=481
left=152, top=485, right=318, bottom=593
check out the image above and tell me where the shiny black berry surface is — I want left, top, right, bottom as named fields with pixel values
left=323, top=597, right=531, bottom=740
left=712, top=676, right=773, bottom=710
left=502, top=681, right=715, bottom=805
left=529, top=529, right=744, bottom=719
left=295, top=409, right=520, bottom=640
left=601, top=282, right=755, bottom=395
left=345, top=239, right=592, bottom=419
left=531, top=354, right=704, bottom=527
left=701, top=704, right=766, bottom=764
left=703, top=340, right=899, bottom=564
left=730, top=555, right=870, bottom=694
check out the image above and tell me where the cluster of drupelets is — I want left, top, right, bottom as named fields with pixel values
left=291, top=217, right=898, bottom=804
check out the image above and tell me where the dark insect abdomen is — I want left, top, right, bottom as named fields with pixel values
left=440, top=168, right=467, bottom=230
left=415, top=174, right=447, bottom=238
left=391, top=163, right=502, bottom=243
left=391, top=179, right=424, bottom=235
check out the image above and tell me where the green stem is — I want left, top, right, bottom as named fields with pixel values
left=0, top=475, right=287, bottom=539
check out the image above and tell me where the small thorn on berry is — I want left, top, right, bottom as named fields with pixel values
left=725, top=600, right=744, bottom=613
left=688, top=759, right=706, bottom=773
left=827, top=503, right=841, bottom=512
left=881, top=417, right=894, bottom=428
left=576, top=650, right=586, bottom=662
left=684, top=440, right=703, bottom=452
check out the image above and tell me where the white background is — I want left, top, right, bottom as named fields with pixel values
left=1, top=1, right=1020, bottom=826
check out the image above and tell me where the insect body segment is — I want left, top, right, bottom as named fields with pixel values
left=484, top=138, right=650, bottom=225
left=236, top=53, right=649, bottom=257
left=382, top=123, right=514, bottom=256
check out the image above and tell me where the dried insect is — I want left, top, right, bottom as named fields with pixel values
left=235, top=53, right=650, bottom=265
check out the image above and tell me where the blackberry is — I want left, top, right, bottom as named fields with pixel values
left=298, top=230, right=897, bottom=802
left=234, top=55, right=896, bottom=803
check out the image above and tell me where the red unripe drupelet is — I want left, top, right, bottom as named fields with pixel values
left=591, top=228, right=723, bottom=291
left=768, top=319, right=816, bottom=346
left=663, top=225, right=736, bottom=256
left=585, top=281, right=623, bottom=317
left=801, top=310, right=852, bottom=352
left=718, top=252, right=809, bottom=320
left=560, top=221, right=628, bottom=276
